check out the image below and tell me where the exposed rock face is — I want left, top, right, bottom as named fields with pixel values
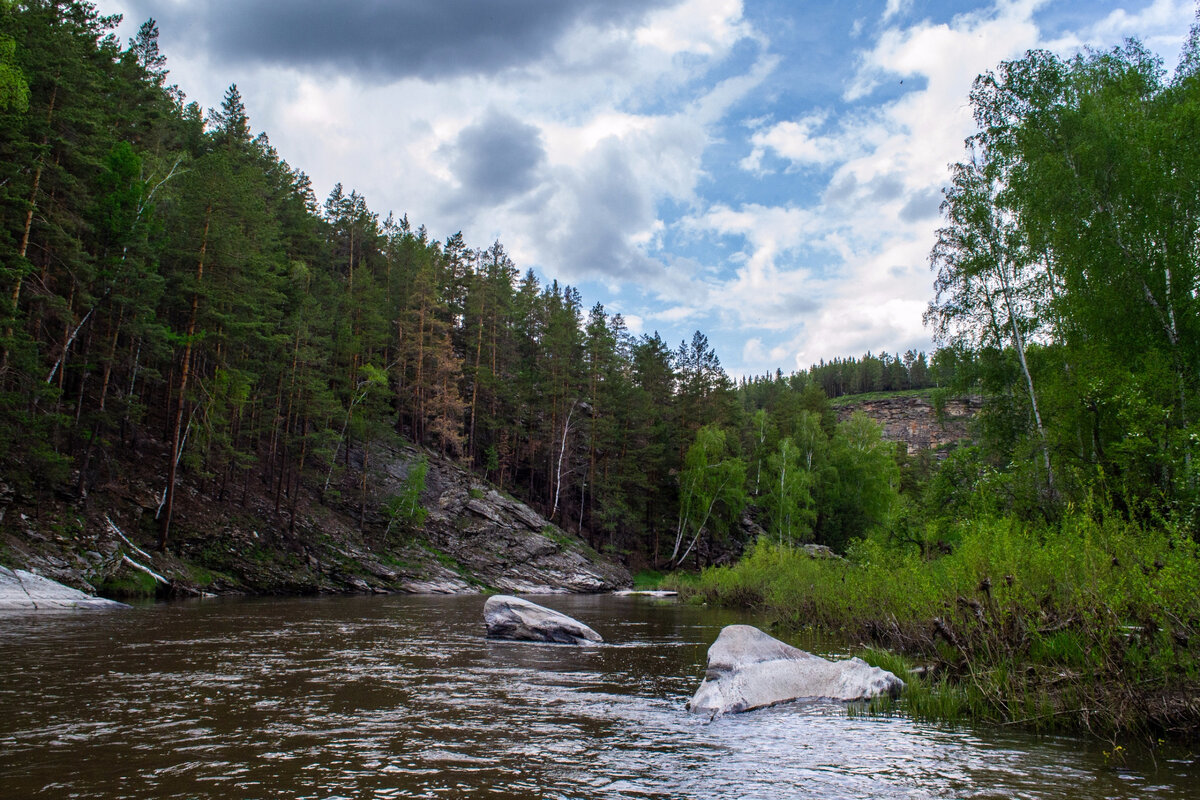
left=836, top=395, right=980, bottom=453
left=375, top=442, right=632, bottom=594
left=801, top=543, right=839, bottom=559
left=484, top=594, right=603, bottom=644
left=687, top=625, right=903, bottom=716
left=0, top=566, right=129, bottom=610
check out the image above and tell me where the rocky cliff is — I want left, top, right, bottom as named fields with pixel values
left=368, top=440, right=631, bottom=594
left=835, top=394, right=979, bottom=453
left=0, top=436, right=630, bottom=600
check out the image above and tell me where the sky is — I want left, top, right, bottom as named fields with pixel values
left=94, top=0, right=1198, bottom=377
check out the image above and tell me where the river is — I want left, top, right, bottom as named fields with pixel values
left=1, top=593, right=1196, bottom=799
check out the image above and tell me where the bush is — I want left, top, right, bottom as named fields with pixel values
left=674, top=512, right=1200, bottom=737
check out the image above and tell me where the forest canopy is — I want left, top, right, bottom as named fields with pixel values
left=1, top=1, right=1197, bottom=571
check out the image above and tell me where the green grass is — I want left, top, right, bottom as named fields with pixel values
left=416, top=541, right=487, bottom=588
left=670, top=511, right=1200, bottom=738
left=185, top=564, right=220, bottom=588
left=633, top=569, right=666, bottom=589
left=98, top=569, right=159, bottom=599
left=852, top=648, right=978, bottom=725
left=828, top=388, right=934, bottom=407
left=538, top=524, right=604, bottom=561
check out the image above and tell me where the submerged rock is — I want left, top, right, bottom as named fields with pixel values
left=0, top=566, right=129, bottom=610
left=687, top=624, right=903, bottom=716
left=484, top=594, right=603, bottom=644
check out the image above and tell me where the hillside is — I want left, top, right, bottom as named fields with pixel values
left=0, top=432, right=630, bottom=600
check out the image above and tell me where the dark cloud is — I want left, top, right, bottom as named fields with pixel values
left=130, top=0, right=676, bottom=81
left=445, top=110, right=546, bottom=205
left=898, top=187, right=941, bottom=222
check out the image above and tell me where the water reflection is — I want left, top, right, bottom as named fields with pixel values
left=0, top=594, right=1196, bottom=799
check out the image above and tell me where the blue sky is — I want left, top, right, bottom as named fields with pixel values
left=96, top=0, right=1197, bottom=377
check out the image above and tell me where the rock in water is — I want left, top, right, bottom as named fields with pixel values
left=0, top=566, right=129, bottom=610
left=484, top=595, right=603, bottom=644
left=687, top=624, right=902, bottom=716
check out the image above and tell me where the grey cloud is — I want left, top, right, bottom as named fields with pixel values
left=130, top=0, right=676, bottom=81
left=898, top=187, right=942, bottom=223
left=780, top=294, right=819, bottom=316
left=867, top=173, right=905, bottom=203
left=822, top=172, right=856, bottom=205
left=445, top=110, right=546, bottom=206
left=824, top=172, right=911, bottom=206
left=559, top=142, right=662, bottom=282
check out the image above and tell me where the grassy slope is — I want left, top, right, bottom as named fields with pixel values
left=668, top=513, right=1200, bottom=741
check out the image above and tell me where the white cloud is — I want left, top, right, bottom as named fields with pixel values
left=700, top=0, right=1070, bottom=374
left=741, top=112, right=868, bottom=171
left=883, top=0, right=913, bottom=24
left=635, top=0, right=760, bottom=55
left=1086, top=0, right=1193, bottom=40
left=619, top=313, right=645, bottom=335
left=95, top=0, right=1199, bottom=379
left=1079, top=0, right=1195, bottom=66
left=657, top=305, right=703, bottom=323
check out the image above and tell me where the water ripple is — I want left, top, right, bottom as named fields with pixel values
left=1, top=594, right=1196, bottom=799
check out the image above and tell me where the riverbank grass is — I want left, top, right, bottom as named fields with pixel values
left=632, top=570, right=667, bottom=590
left=668, top=513, right=1200, bottom=737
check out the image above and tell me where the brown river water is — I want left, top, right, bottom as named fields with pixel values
left=1, top=593, right=1198, bottom=799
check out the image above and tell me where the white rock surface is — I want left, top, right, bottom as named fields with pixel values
left=484, top=594, right=603, bottom=644
left=0, top=566, right=129, bottom=610
left=688, top=624, right=903, bottom=716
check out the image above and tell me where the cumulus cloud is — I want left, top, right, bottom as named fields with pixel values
left=700, top=1, right=1066, bottom=374
left=742, top=112, right=860, bottom=171
left=98, top=0, right=1199, bottom=379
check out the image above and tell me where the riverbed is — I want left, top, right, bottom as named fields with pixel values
left=1, top=594, right=1196, bottom=798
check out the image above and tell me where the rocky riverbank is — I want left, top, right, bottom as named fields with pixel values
left=0, top=436, right=630, bottom=601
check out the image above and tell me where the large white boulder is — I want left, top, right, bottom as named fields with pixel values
left=0, top=566, right=129, bottom=610
left=484, top=594, right=603, bottom=644
left=688, top=624, right=903, bottom=716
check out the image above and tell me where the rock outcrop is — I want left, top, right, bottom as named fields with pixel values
left=374, top=442, right=632, bottom=594
left=483, top=594, right=603, bottom=644
left=0, top=566, right=129, bottom=610
left=687, top=625, right=903, bottom=716
left=836, top=394, right=980, bottom=453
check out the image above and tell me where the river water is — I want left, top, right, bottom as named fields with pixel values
left=1, top=594, right=1197, bottom=799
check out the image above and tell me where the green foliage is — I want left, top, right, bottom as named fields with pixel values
left=814, top=412, right=900, bottom=551
left=671, top=424, right=747, bottom=565
left=925, top=33, right=1200, bottom=524
left=98, top=569, right=159, bottom=599
left=676, top=510, right=1200, bottom=735
left=384, top=457, right=428, bottom=539
left=0, top=32, right=28, bottom=112
left=762, top=437, right=815, bottom=544
left=852, top=648, right=975, bottom=725
left=632, top=569, right=665, bottom=589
